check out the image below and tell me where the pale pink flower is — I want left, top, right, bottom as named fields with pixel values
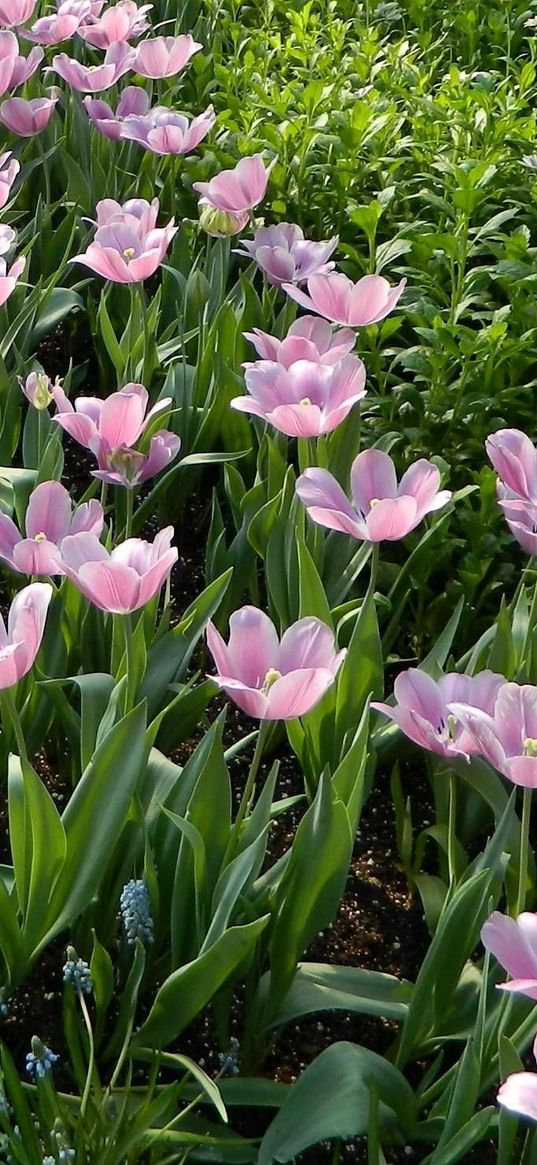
left=53, top=381, right=180, bottom=488
left=0, top=95, right=57, bottom=135
left=19, top=370, right=61, bottom=409
left=497, top=1038, right=537, bottom=1122
left=0, top=480, right=104, bottom=576
left=71, top=196, right=176, bottom=283
left=194, top=153, right=274, bottom=214
left=232, top=354, right=366, bottom=437
left=122, top=104, right=214, bottom=155
left=0, top=0, right=37, bottom=26
left=456, top=682, right=537, bottom=788
left=0, top=31, right=42, bottom=95
left=0, top=224, right=15, bottom=254
left=50, top=41, right=134, bottom=91
left=482, top=910, right=537, bottom=1000
left=283, top=271, right=406, bottom=326
left=372, top=669, right=506, bottom=760
left=0, top=151, right=19, bottom=208
left=133, top=33, right=201, bottom=78
left=0, top=582, right=52, bottom=689
left=207, top=606, right=345, bottom=720
left=244, top=316, right=356, bottom=365
left=296, top=449, right=451, bottom=542
left=60, top=526, right=177, bottom=612
left=83, top=84, right=149, bottom=139
left=236, top=223, right=338, bottom=286
left=78, top=0, right=151, bottom=48
left=24, top=0, right=92, bottom=45
left=486, top=428, right=537, bottom=502
left=0, top=253, right=24, bottom=303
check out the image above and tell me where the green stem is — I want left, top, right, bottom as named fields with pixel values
left=121, top=612, right=136, bottom=714
left=224, top=721, right=271, bottom=863
left=447, top=770, right=457, bottom=894
left=517, top=787, right=533, bottom=916
left=369, top=541, right=380, bottom=596
left=79, top=991, right=96, bottom=1120
left=124, top=487, right=134, bottom=541
left=0, top=687, right=28, bottom=764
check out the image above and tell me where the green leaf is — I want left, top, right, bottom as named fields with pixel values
left=264, top=963, right=412, bottom=1028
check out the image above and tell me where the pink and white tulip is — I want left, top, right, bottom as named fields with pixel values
left=77, top=0, right=151, bottom=47
left=60, top=527, right=177, bottom=613
left=24, top=0, right=92, bottom=45
left=244, top=316, right=356, bottom=365
left=236, top=223, right=338, bottom=286
left=0, top=582, right=52, bottom=690
left=0, top=95, right=57, bottom=135
left=456, top=682, right=537, bottom=788
left=0, top=151, right=19, bottom=208
left=283, top=271, right=406, bottom=327
left=497, top=1038, right=537, bottom=1122
left=0, top=0, right=37, bottom=27
left=194, top=153, right=274, bottom=214
left=122, top=104, right=214, bottom=155
left=482, top=910, right=537, bottom=1000
left=50, top=41, right=134, bottom=91
left=0, top=32, right=42, bottom=94
left=133, top=33, right=201, bottom=78
left=71, top=196, right=176, bottom=283
left=296, top=449, right=451, bottom=542
left=372, top=669, right=505, bottom=760
left=84, top=84, right=149, bottom=139
left=232, top=354, right=366, bottom=437
left=53, top=381, right=180, bottom=488
left=0, top=480, right=104, bottom=576
left=486, top=429, right=537, bottom=503
left=207, top=606, right=345, bottom=720
left=0, top=253, right=24, bottom=304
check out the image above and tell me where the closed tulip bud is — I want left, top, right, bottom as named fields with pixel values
left=198, top=201, right=249, bottom=238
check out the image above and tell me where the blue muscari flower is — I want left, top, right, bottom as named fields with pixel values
left=26, top=1037, right=58, bottom=1080
left=119, top=879, right=154, bottom=946
left=218, top=1037, right=240, bottom=1076
left=63, top=947, right=92, bottom=995
left=0, top=987, right=9, bottom=1018
left=42, top=1158, right=55, bottom=1165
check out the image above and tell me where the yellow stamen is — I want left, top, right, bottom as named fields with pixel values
left=263, top=667, right=282, bottom=693
left=299, top=397, right=312, bottom=407
left=34, top=532, right=47, bottom=542
left=524, top=737, right=537, bottom=757
left=122, top=247, right=136, bottom=260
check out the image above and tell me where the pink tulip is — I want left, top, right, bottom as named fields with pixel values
left=495, top=490, right=537, bottom=556
left=0, top=582, right=52, bottom=690
left=232, top=354, right=366, bottom=437
left=19, top=370, right=61, bottom=409
left=296, top=449, right=451, bottom=542
left=244, top=316, right=356, bottom=365
left=456, top=682, right=537, bottom=788
left=498, top=1041, right=537, bottom=1122
left=0, top=0, right=37, bottom=26
left=0, top=253, right=24, bottom=304
left=482, top=910, right=537, bottom=1000
left=71, top=196, right=176, bottom=283
left=84, top=85, right=149, bottom=139
left=207, top=606, right=345, bottom=720
left=122, top=104, right=214, bottom=155
left=77, top=0, right=151, bottom=47
left=235, top=223, right=338, bottom=286
left=133, top=33, right=201, bottom=78
left=486, top=429, right=537, bottom=503
left=24, top=0, right=92, bottom=44
left=0, top=31, right=41, bottom=95
left=198, top=199, right=249, bottom=238
left=0, top=151, right=19, bottom=208
left=0, top=95, right=57, bottom=136
left=0, top=224, right=15, bottom=254
left=60, top=526, right=177, bottom=612
left=372, top=669, right=506, bottom=760
left=50, top=41, right=134, bottom=91
left=53, top=381, right=180, bottom=488
left=194, top=153, right=274, bottom=214
left=283, top=271, right=406, bottom=326
left=0, top=480, right=104, bottom=576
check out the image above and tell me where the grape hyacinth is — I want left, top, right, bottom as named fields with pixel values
left=63, top=947, right=93, bottom=994
left=120, top=878, right=154, bottom=945
left=26, top=1036, right=59, bottom=1079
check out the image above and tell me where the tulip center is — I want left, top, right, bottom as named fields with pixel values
left=35, top=373, right=53, bottom=410
left=299, top=397, right=312, bottom=407
left=370, top=498, right=380, bottom=507
left=262, top=667, right=282, bottom=693
left=34, top=531, right=47, bottom=542
left=447, top=713, right=458, bottom=740
left=122, top=247, right=136, bottom=260
left=524, top=737, right=537, bottom=757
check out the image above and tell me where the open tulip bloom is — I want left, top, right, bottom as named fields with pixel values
left=486, top=428, right=537, bottom=554
left=133, top=33, right=201, bottom=78
left=0, top=151, right=19, bottom=208
left=0, top=32, right=42, bottom=96
left=206, top=606, right=346, bottom=720
left=0, top=95, right=57, bottom=136
left=50, top=41, right=135, bottom=91
left=24, top=0, right=93, bottom=45
left=0, top=582, right=52, bottom=690
left=53, top=382, right=180, bottom=488
left=0, top=480, right=104, bottom=575
left=296, top=449, right=451, bottom=542
left=60, top=527, right=177, bottom=613
left=77, top=0, right=152, bottom=48
left=244, top=316, right=356, bottom=365
left=121, top=104, right=215, bottom=155
left=372, top=668, right=506, bottom=760
left=71, top=196, right=176, bottom=283
left=0, top=0, right=37, bottom=26
left=482, top=910, right=537, bottom=1000
left=497, top=1037, right=537, bottom=1124
left=84, top=84, right=150, bottom=139
left=452, top=682, right=537, bottom=788
left=235, top=223, right=338, bottom=286
left=232, top=353, right=366, bottom=437
left=283, top=271, right=406, bottom=326
left=194, top=154, right=275, bottom=215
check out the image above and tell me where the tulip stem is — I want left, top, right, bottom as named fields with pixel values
left=447, top=769, right=457, bottom=893
left=124, top=487, right=134, bottom=541
left=225, top=721, right=271, bottom=863
left=517, top=787, right=533, bottom=916
left=0, top=687, right=28, bottom=766
left=122, top=612, right=137, bottom=714
left=369, top=542, right=380, bottom=596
